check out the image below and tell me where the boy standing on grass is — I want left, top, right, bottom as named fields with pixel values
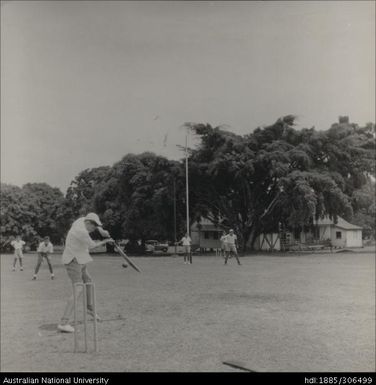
left=224, top=229, right=241, bottom=266
left=11, top=235, right=25, bottom=271
left=220, top=230, right=227, bottom=258
left=33, top=236, right=54, bottom=280
left=181, top=233, right=192, bottom=264
left=57, top=213, right=114, bottom=333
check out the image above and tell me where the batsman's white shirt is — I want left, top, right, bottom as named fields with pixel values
left=62, top=218, right=97, bottom=265
left=37, top=242, right=54, bottom=254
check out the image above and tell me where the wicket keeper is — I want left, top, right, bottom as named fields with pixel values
left=33, top=236, right=54, bottom=280
left=220, top=230, right=227, bottom=258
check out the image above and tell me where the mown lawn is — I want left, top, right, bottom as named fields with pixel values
left=1, top=251, right=374, bottom=372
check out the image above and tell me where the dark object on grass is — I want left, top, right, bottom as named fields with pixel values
left=222, top=360, right=256, bottom=372
left=122, top=263, right=128, bottom=268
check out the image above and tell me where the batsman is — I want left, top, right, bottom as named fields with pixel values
left=58, top=213, right=114, bottom=333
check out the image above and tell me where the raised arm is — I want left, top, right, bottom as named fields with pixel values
left=96, top=227, right=111, bottom=239
left=79, top=228, right=114, bottom=250
left=88, top=238, right=114, bottom=250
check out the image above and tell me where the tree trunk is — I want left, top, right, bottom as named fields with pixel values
left=247, top=226, right=259, bottom=251
left=240, top=226, right=253, bottom=252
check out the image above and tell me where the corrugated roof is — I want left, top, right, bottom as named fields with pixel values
left=315, top=216, right=362, bottom=230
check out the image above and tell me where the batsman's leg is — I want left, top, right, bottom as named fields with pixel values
left=61, top=284, right=84, bottom=325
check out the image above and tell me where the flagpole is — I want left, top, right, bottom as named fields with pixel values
left=185, top=129, right=190, bottom=236
left=173, top=178, right=177, bottom=255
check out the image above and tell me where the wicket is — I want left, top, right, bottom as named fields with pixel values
left=73, top=282, right=98, bottom=353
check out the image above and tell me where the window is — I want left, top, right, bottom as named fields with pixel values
left=213, top=232, right=219, bottom=240
left=336, top=231, right=342, bottom=239
left=204, top=231, right=209, bottom=239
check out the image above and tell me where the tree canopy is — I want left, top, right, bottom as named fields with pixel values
left=0, top=182, right=69, bottom=248
left=188, top=117, right=375, bottom=249
left=92, top=153, right=186, bottom=243
left=1, top=117, right=374, bottom=251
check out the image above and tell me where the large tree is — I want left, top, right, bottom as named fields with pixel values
left=188, top=117, right=375, bottom=250
left=0, top=182, right=69, bottom=248
left=22, top=183, right=69, bottom=243
left=351, top=179, right=376, bottom=239
left=66, top=166, right=112, bottom=218
left=1, top=183, right=38, bottom=247
left=92, top=152, right=186, bottom=243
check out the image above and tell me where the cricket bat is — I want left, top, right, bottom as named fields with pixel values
left=114, top=243, right=141, bottom=273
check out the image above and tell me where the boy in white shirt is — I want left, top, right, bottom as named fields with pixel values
left=220, top=231, right=227, bottom=258
left=224, top=229, right=241, bottom=265
left=58, top=213, right=114, bottom=333
left=181, top=233, right=192, bottom=264
left=11, top=235, right=25, bottom=271
left=33, top=236, right=54, bottom=280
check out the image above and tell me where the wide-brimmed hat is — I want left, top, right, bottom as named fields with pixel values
left=84, top=213, right=103, bottom=227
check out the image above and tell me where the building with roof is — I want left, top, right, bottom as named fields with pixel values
left=312, top=216, right=362, bottom=248
left=191, top=215, right=363, bottom=252
left=190, top=217, right=223, bottom=250
left=254, top=216, right=363, bottom=251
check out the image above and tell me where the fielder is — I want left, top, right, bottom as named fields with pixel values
left=11, top=235, right=25, bottom=271
left=57, top=213, right=114, bottom=333
left=33, top=236, right=54, bottom=280
left=224, top=229, right=241, bottom=265
left=220, top=231, right=227, bottom=258
left=181, top=233, right=192, bottom=264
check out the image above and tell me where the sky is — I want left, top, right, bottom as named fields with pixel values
left=1, top=1, right=375, bottom=193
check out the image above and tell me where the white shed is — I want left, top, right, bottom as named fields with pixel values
left=254, top=216, right=363, bottom=251
left=314, top=216, right=363, bottom=248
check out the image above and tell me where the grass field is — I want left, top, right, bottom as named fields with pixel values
left=1, top=251, right=375, bottom=372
